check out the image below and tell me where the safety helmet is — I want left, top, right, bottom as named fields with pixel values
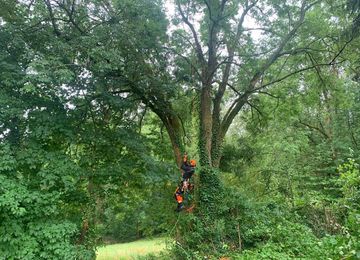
left=190, top=159, right=196, bottom=167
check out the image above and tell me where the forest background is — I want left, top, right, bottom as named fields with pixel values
left=1, top=0, right=360, bottom=259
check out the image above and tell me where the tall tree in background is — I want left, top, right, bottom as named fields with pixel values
left=170, top=0, right=353, bottom=166
left=166, top=0, right=358, bottom=252
left=175, top=2, right=308, bottom=163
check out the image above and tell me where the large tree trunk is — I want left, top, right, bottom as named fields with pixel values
left=163, top=114, right=184, bottom=167
left=199, top=85, right=213, bottom=166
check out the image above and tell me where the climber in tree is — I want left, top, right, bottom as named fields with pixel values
left=174, top=182, right=185, bottom=212
left=174, top=153, right=197, bottom=212
left=180, top=152, right=196, bottom=184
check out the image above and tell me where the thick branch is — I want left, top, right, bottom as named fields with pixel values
left=254, top=60, right=344, bottom=92
left=298, top=120, right=329, bottom=139
left=54, top=0, right=85, bottom=34
left=221, top=0, right=257, bottom=84
left=211, top=0, right=258, bottom=167
left=219, top=1, right=318, bottom=143
left=213, top=0, right=257, bottom=117
left=176, top=0, right=206, bottom=65
left=329, top=35, right=354, bottom=65
left=220, top=93, right=250, bottom=140
left=173, top=30, right=197, bottom=50
left=44, top=0, right=62, bottom=37
left=163, top=46, right=202, bottom=79
left=247, top=100, right=263, bottom=117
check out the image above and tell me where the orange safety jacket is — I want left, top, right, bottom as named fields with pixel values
left=174, top=187, right=184, bottom=203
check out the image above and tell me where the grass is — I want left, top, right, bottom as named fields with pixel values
left=96, top=237, right=166, bottom=260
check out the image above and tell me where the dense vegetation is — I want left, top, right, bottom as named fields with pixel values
left=0, top=0, right=360, bottom=259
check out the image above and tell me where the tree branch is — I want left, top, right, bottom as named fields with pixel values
left=54, top=0, right=85, bottom=34
left=139, top=106, right=147, bottom=133
left=173, top=30, right=196, bottom=50
left=329, top=35, right=354, bottom=65
left=176, top=0, right=206, bottom=65
left=247, top=100, right=263, bottom=116
left=214, top=0, right=257, bottom=106
left=44, top=0, right=62, bottom=37
left=254, top=60, right=344, bottom=92
left=219, top=0, right=320, bottom=140
left=210, top=0, right=259, bottom=165
left=298, top=120, right=329, bottom=139
left=163, top=46, right=202, bottom=79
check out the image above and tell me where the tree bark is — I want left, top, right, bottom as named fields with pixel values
left=200, top=84, right=213, bottom=166
left=163, top=114, right=184, bottom=167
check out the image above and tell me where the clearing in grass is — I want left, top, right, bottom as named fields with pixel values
left=96, top=237, right=166, bottom=260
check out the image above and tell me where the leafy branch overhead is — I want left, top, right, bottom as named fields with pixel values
left=2, top=0, right=353, bottom=166
left=169, top=0, right=351, bottom=167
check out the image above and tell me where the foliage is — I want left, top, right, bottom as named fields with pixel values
left=338, top=159, right=360, bottom=212
left=0, top=0, right=172, bottom=257
left=337, top=159, right=360, bottom=238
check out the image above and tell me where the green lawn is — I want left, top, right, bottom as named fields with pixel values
left=96, top=238, right=166, bottom=260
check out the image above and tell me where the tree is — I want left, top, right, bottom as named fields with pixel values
left=0, top=0, right=173, bottom=257
left=164, top=0, right=359, bottom=254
